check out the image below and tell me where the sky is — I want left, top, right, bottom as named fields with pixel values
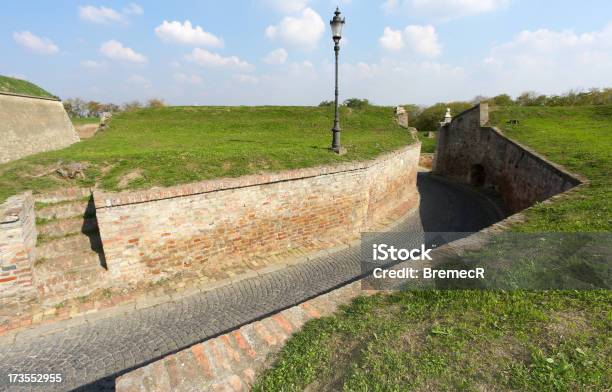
left=2, top=0, right=611, bottom=106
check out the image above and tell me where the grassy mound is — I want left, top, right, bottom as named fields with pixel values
left=0, top=105, right=413, bottom=201
left=490, top=105, right=611, bottom=232
left=0, top=75, right=55, bottom=98
left=254, top=105, right=612, bottom=390
left=254, top=291, right=610, bottom=391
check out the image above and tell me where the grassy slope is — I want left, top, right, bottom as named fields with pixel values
left=254, top=106, right=612, bottom=391
left=490, top=105, right=611, bottom=232
left=0, top=75, right=54, bottom=98
left=0, top=106, right=412, bottom=201
left=71, top=116, right=100, bottom=126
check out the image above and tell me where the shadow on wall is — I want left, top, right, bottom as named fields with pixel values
left=83, top=195, right=107, bottom=270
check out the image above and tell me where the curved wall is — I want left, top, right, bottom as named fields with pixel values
left=94, top=143, right=421, bottom=284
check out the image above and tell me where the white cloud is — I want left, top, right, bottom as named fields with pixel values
left=379, top=25, right=441, bottom=57
left=123, top=3, right=144, bottom=15
left=379, top=27, right=404, bottom=51
left=79, top=4, right=143, bottom=23
left=264, top=0, right=309, bottom=13
left=233, top=74, right=259, bottom=84
left=127, top=74, right=152, bottom=88
left=265, top=7, right=325, bottom=50
left=263, top=48, right=288, bottom=64
left=383, top=0, right=509, bottom=21
left=173, top=73, right=203, bottom=84
left=79, top=5, right=123, bottom=23
left=81, top=60, right=104, bottom=69
left=155, top=20, right=223, bottom=47
left=12, top=31, right=59, bottom=55
left=482, top=23, right=612, bottom=94
left=185, top=48, right=252, bottom=69
left=99, top=40, right=147, bottom=63
left=404, top=25, right=441, bottom=57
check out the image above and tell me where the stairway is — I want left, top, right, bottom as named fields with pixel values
left=33, top=194, right=107, bottom=304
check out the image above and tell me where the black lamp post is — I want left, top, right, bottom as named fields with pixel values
left=330, top=7, right=345, bottom=154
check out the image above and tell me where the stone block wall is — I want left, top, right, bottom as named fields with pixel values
left=433, top=103, right=581, bottom=213
left=0, top=92, right=79, bottom=163
left=94, top=144, right=421, bottom=284
left=0, top=192, right=37, bottom=304
left=395, top=106, right=409, bottom=128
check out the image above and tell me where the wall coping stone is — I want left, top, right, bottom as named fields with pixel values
left=0, top=91, right=60, bottom=102
left=0, top=192, right=33, bottom=225
left=94, top=143, right=421, bottom=209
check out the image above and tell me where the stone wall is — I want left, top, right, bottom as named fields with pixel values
left=94, top=144, right=421, bottom=284
left=0, top=192, right=37, bottom=304
left=433, top=103, right=582, bottom=213
left=0, top=92, right=79, bottom=163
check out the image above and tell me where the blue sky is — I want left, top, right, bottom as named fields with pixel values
left=2, top=0, right=611, bottom=105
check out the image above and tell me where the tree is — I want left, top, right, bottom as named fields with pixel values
left=516, top=91, right=541, bottom=106
left=318, top=100, right=333, bottom=107
left=122, top=100, right=142, bottom=111
left=400, top=104, right=422, bottom=123
left=147, top=98, right=165, bottom=108
left=412, top=101, right=473, bottom=134
left=63, top=101, right=74, bottom=117
left=492, top=94, right=514, bottom=106
left=87, top=101, right=102, bottom=117
left=471, top=95, right=490, bottom=105
left=342, top=98, right=370, bottom=109
left=100, top=103, right=120, bottom=113
left=63, top=97, right=88, bottom=117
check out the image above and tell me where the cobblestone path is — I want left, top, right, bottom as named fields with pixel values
left=0, top=173, right=503, bottom=391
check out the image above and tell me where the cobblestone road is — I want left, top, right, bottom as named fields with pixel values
left=0, top=173, right=504, bottom=391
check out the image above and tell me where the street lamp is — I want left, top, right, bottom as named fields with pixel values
left=330, top=7, right=345, bottom=154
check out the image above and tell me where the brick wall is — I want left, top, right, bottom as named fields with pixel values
left=0, top=92, right=79, bottom=163
left=94, top=144, right=421, bottom=284
left=0, top=192, right=37, bottom=304
left=433, top=103, right=582, bottom=213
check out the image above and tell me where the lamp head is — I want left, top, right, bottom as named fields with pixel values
left=330, top=7, right=345, bottom=41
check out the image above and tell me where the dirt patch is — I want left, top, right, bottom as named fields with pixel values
left=545, top=311, right=592, bottom=342
left=75, top=124, right=99, bottom=139
left=419, top=153, right=434, bottom=169
left=118, top=169, right=144, bottom=188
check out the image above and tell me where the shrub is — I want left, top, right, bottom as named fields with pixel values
left=412, top=101, right=472, bottom=134
left=342, top=98, right=370, bottom=109
left=147, top=98, right=165, bottom=108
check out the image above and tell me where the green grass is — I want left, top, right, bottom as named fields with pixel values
left=254, top=290, right=611, bottom=391
left=0, top=105, right=413, bottom=202
left=415, top=131, right=437, bottom=153
left=71, top=116, right=99, bottom=126
left=0, top=75, right=55, bottom=98
left=490, top=105, right=611, bottom=232
left=254, top=105, right=612, bottom=390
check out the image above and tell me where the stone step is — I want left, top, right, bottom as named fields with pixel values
left=36, top=200, right=95, bottom=221
left=36, top=262, right=107, bottom=302
left=36, top=233, right=103, bottom=259
left=34, top=188, right=92, bottom=204
left=35, top=250, right=104, bottom=277
left=37, top=217, right=98, bottom=239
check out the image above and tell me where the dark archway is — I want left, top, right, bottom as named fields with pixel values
left=470, top=164, right=486, bottom=187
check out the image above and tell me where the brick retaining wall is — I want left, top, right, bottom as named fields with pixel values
left=94, top=144, right=421, bottom=285
left=433, top=103, right=582, bottom=213
left=0, top=192, right=37, bottom=304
